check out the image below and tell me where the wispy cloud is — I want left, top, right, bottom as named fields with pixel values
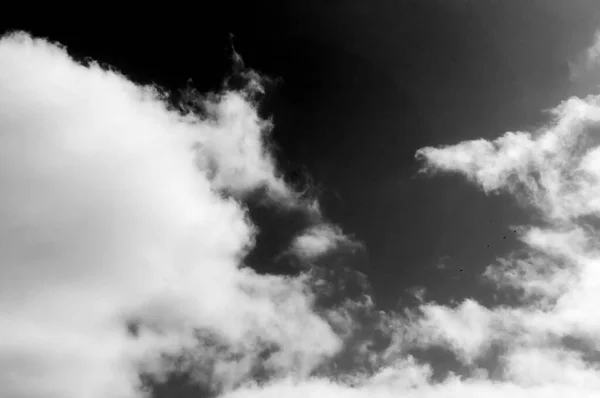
left=569, top=29, right=600, bottom=94
left=287, top=224, right=362, bottom=261
left=224, top=28, right=600, bottom=398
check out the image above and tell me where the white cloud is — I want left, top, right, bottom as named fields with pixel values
left=0, top=32, right=342, bottom=398
left=223, top=373, right=600, bottom=398
left=223, top=26, right=600, bottom=398
left=503, top=346, right=600, bottom=387
left=194, top=90, right=293, bottom=203
left=8, top=26, right=600, bottom=398
left=406, top=55, right=600, bottom=395
left=410, top=299, right=497, bottom=364
left=416, top=95, right=600, bottom=221
left=288, top=224, right=361, bottom=261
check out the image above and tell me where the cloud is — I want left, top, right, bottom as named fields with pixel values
left=0, top=31, right=344, bottom=398
left=287, top=224, right=362, bottom=261
left=569, top=29, right=600, bottom=94
left=223, top=27, right=600, bottom=398
left=585, top=30, right=600, bottom=67
left=416, top=95, right=600, bottom=221
left=191, top=91, right=292, bottom=202
left=408, top=299, right=498, bottom=364
left=405, top=55, right=600, bottom=394
left=223, top=370, right=600, bottom=398
left=8, top=26, right=600, bottom=398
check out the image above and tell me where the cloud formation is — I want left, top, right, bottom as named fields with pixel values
left=6, top=27, right=600, bottom=398
left=403, top=57, right=600, bottom=396
left=0, top=32, right=345, bottom=398
left=224, top=28, right=600, bottom=398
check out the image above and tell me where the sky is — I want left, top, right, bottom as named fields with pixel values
left=4, top=1, right=600, bottom=397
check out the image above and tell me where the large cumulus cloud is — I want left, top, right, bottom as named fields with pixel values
left=0, top=32, right=345, bottom=398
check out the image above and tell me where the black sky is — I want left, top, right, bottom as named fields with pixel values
left=9, top=0, right=600, bottom=314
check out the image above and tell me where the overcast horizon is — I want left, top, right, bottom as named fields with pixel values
left=4, top=2, right=600, bottom=397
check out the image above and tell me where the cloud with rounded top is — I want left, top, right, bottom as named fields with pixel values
left=0, top=31, right=346, bottom=398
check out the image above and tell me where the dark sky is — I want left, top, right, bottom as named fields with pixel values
left=9, top=0, right=600, bottom=311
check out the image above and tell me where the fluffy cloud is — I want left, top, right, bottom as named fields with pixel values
left=0, top=32, right=343, bottom=398
left=192, top=91, right=292, bottom=202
